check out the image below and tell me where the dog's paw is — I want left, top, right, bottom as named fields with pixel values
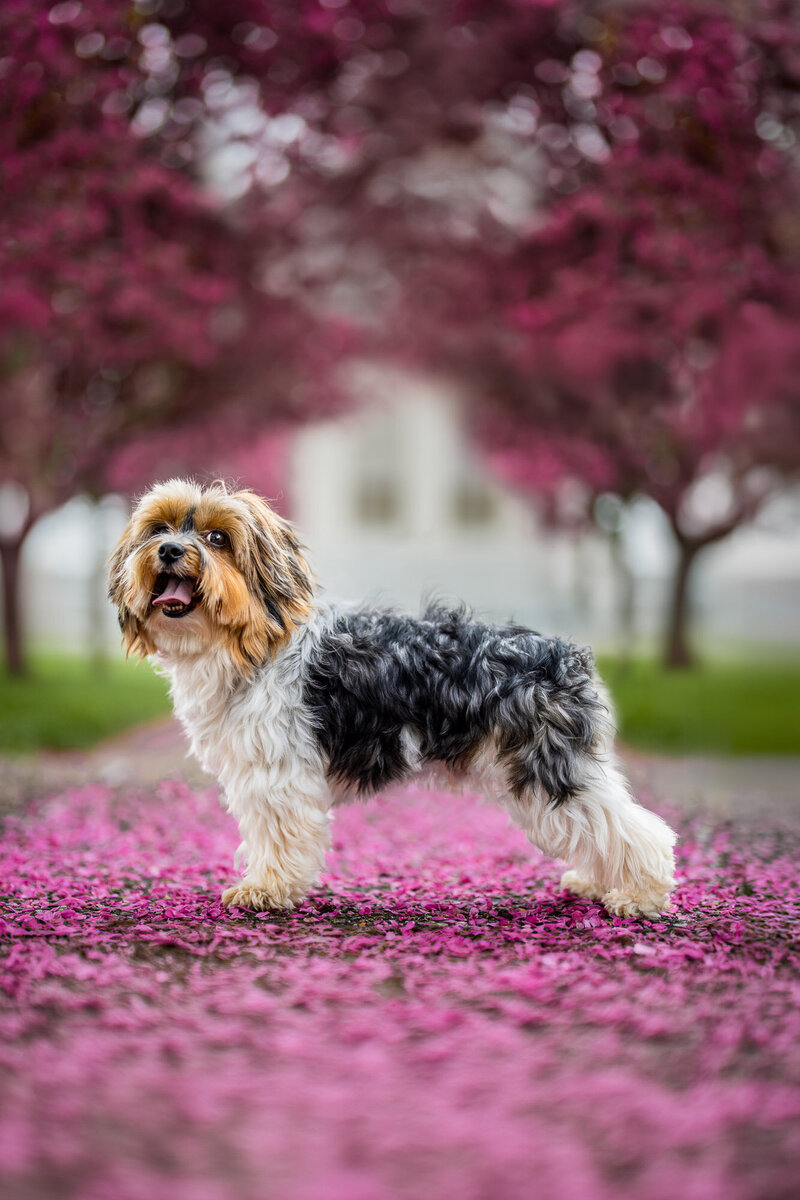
left=601, top=887, right=671, bottom=920
left=221, top=882, right=297, bottom=912
left=560, top=870, right=604, bottom=901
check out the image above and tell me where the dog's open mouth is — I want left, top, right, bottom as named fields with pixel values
left=151, top=573, right=199, bottom=619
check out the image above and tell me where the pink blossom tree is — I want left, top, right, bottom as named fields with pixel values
left=0, top=1, right=349, bottom=673
left=463, top=1, right=800, bottom=666
left=325, top=0, right=800, bottom=666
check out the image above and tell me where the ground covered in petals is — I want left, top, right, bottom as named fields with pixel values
left=1, top=780, right=799, bottom=1200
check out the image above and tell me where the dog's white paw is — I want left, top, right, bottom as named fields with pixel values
left=601, top=887, right=671, bottom=920
left=221, top=882, right=298, bottom=911
left=560, top=870, right=604, bottom=902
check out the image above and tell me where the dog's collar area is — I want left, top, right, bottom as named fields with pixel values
left=151, top=572, right=199, bottom=618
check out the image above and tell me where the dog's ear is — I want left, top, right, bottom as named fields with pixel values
left=107, top=525, right=155, bottom=658
left=235, top=490, right=314, bottom=647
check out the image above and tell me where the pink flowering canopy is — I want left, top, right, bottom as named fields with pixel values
left=377, top=0, right=800, bottom=531
left=3, top=0, right=798, bottom=513
left=0, top=0, right=353, bottom=514
left=1, top=780, right=798, bottom=1198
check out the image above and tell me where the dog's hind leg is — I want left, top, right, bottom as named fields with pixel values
left=497, top=662, right=677, bottom=918
left=505, top=754, right=677, bottom=919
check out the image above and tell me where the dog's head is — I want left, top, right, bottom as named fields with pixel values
left=108, top=479, right=314, bottom=671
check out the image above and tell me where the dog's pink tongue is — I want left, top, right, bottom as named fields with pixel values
left=153, top=578, right=193, bottom=607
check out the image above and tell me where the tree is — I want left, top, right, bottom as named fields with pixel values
left=298, top=0, right=799, bottom=666
left=461, top=1, right=800, bottom=665
left=0, top=0, right=350, bottom=673
left=0, top=0, right=578, bottom=672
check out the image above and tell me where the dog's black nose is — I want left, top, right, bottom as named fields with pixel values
left=158, top=541, right=185, bottom=564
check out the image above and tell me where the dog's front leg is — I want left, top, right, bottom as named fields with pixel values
left=220, top=783, right=331, bottom=911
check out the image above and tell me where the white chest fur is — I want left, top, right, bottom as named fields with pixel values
left=159, top=638, right=330, bottom=814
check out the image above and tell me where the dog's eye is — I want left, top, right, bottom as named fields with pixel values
left=205, top=530, right=228, bottom=549
left=150, top=524, right=169, bottom=537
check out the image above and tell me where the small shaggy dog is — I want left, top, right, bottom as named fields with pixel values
left=109, top=479, right=676, bottom=918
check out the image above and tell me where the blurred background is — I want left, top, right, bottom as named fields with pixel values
left=1, top=0, right=799, bottom=760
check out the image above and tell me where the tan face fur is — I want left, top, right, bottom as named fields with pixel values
left=108, top=480, right=314, bottom=671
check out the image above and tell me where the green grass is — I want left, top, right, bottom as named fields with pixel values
left=1, top=651, right=799, bottom=757
left=0, top=653, right=170, bottom=753
left=597, top=656, right=800, bottom=756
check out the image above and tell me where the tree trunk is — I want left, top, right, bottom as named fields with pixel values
left=664, top=535, right=700, bottom=669
left=0, top=534, right=26, bottom=676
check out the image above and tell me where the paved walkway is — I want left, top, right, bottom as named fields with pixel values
left=0, top=717, right=209, bottom=816
left=2, top=716, right=797, bottom=822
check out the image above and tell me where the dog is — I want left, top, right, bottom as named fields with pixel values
left=108, top=479, right=677, bottom=918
